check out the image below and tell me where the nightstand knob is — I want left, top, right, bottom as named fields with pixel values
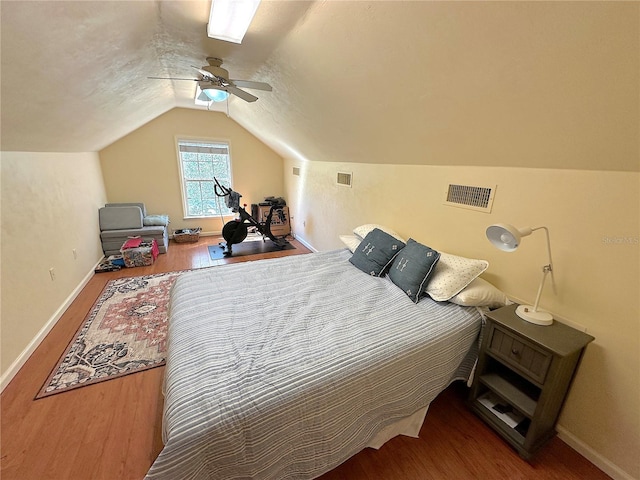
left=511, top=348, right=520, bottom=356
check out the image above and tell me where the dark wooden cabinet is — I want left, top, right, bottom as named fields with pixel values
left=469, top=304, right=594, bottom=459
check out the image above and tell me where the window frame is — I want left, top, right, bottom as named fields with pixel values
left=175, top=137, right=235, bottom=220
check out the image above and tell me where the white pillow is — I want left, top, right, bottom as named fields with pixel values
left=449, top=277, right=509, bottom=309
left=339, top=234, right=361, bottom=253
left=353, top=224, right=406, bottom=242
left=425, top=252, right=489, bottom=301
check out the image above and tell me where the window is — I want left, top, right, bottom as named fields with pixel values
left=177, top=140, right=233, bottom=218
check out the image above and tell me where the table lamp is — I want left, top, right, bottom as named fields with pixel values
left=486, top=223, right=556, bottom=325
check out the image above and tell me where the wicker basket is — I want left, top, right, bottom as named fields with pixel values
left=173, top=228, right=201, bottom=243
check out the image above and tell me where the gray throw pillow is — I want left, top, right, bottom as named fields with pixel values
left=349, top=228, right=406, bottom=276
left=143, top=215, right=170, bottom=226
left=388, top=239, right=441, bottom=303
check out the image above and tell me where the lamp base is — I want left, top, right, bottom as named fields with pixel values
left=516, top=305, right=554, bottom=326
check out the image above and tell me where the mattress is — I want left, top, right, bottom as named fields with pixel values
left=145, top=249, right=482, bottom=480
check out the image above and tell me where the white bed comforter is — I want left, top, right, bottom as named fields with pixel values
left=145, top=249, right=482, bottom=480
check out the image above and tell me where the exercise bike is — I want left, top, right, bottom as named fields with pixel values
left=214, top=178, right=289, bottom=256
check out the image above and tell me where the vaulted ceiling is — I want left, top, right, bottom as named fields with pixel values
left=1, top=1, right=638, bottom=171
left=0, top=0, right=312, bottom=152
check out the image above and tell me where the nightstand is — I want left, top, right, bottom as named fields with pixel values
left=468, top=304, right=594, bottom=459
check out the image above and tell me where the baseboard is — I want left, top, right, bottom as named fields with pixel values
left=557, top=425, right=635, bottom=480
left=0, top=259, right=102, bottom=393
left=176, top=230, right=221, bottom=238
left=293, top=234, right=317, bottom=252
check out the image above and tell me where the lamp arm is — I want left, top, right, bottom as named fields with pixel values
left=531, top=226, right=556, bottom=294
left=548, top=264, right=557, bottom=295
left=531, top=268, right=546, bottom=312
left=530, top=226, right=553, bottom=266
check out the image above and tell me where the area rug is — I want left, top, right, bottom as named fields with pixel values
left=36, top=270, right=185, bottom=399
left=209, top=238, right=295, bottom=260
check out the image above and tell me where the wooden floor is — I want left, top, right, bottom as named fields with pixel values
left=1, top=236, right=610, bottom=480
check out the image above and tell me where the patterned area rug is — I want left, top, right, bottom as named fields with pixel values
left=36, top=270, right=185, bottom=398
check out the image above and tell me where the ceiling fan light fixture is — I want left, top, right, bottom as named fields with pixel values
left=205, top=89, right=229, bottom=102
left=203, top=87, right=229, bottom=103
left=207, top=0, right=261, bottom=44
left=195, top=84, right=229, bottom=104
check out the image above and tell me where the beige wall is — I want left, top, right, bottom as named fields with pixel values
left=285, top=160, right=639, bottom=479
left=0, top=152, right=107, bottom=380
left=99, top=108, right=284, bottom=234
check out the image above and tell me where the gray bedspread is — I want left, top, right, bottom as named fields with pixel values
left=145, top=249, right=482, bottom=480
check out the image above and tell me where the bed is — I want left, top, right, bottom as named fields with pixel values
left=145, top=242, right=488, bottom=480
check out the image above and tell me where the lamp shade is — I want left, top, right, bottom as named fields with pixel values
left=486, top=224, right=533, bottom=252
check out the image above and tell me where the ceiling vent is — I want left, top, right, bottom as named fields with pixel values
left=444, top=184, right=496, bottom=213
left=337, top=172, right=352, bottom=187
left=292, top=166, right=300, bottom=176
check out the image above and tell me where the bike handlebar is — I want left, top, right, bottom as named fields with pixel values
left=214, top=177, right=231, bottom=197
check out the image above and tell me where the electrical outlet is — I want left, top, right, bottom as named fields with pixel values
left=49, top=268, right=56, bottom=281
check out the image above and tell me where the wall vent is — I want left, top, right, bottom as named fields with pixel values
left=292, top=166, right=301, bottom=176
left=444, top=184, right=496, bottom=213
left=337, top=172, right=352, bottom=187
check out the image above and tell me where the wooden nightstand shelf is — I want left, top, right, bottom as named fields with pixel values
left=468, top=304, right=594, bottom=459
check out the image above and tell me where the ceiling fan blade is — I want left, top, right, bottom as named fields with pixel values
left=191, top=66, right=216, bottom=81
left=230, top=80, right=272, bottom=91
left=226, top=86, right=258, bottom=103
left=148, top=76, right=199, bottom=81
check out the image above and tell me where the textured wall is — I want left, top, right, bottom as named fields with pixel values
left=1, top=152, right=107, bottom=379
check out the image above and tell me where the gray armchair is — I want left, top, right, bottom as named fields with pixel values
left=99, top=203, right=169, bottom=256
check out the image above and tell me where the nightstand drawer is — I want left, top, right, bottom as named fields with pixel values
left=488, top=326, right=552, bottom=384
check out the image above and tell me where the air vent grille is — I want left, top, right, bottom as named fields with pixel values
left=337, top=172, right=352, bottom=187
left=444, top=184, right=495, bottom=213
left=292, top=166, right=300, bottom=176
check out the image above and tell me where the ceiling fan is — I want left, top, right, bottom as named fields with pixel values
left=148, top=57, right=272, bottom=103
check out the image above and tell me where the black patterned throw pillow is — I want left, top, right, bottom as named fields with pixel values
left=388, top=238, right=441, bottom=303
left=349, top=228, right=406, bottom=277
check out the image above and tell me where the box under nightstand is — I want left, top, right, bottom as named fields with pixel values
left=468, top=304, right=594, bottom=459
